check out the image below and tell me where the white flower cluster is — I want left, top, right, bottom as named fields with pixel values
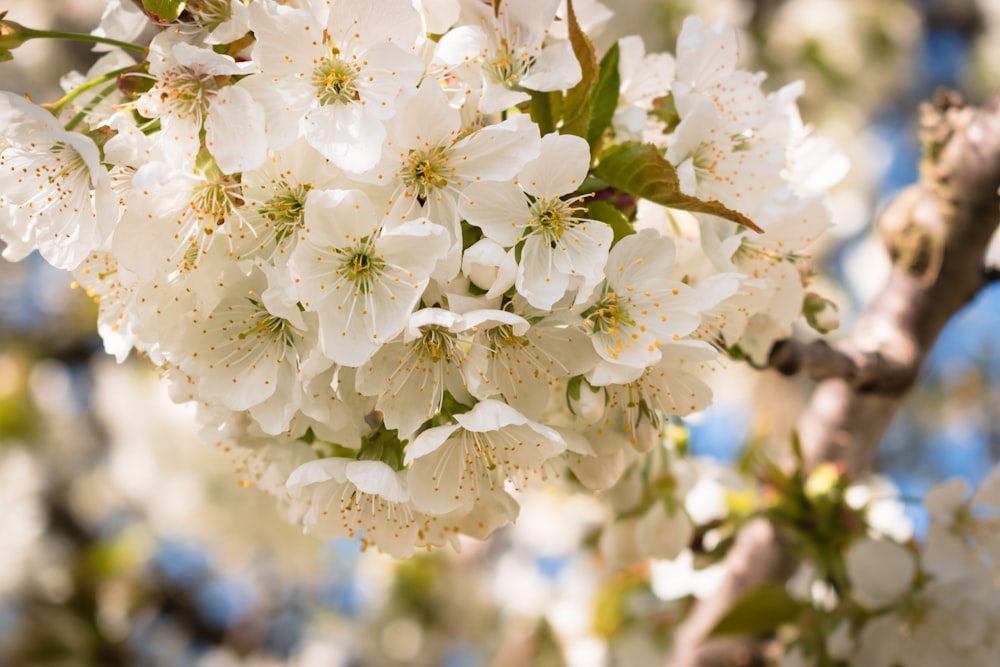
left=0, top=0, right=842, bottom=556
left=842, top=466, right=1000, bottom=667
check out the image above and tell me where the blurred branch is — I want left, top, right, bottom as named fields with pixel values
left=766, top=340, right=915, bottom=394
left=666, top=88, right=1000, bottom=667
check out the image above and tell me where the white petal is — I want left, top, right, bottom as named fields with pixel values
left=846, top=538, right=915, bottom=611
left=304, top=104, right=386, bottom=173
left=517, top=133, right=591, bottom=198
left=408, top=443, right=470, bottom=515
left=451, top=114, right=542, bottom=182
left=345, top=460, right=408, bottom=503
left=405, top=423, right=461, bottom=462
left=636, top=501, right=693, bottom=560
left=249, top=1, right=324, bottom=75
left=205, top=86, right=267, bottom=174
left=286, top=457, right=349, bottom=489
left=519, top=40, right=582, bottom=92
left=925, top=477, right=969, bottom=520
left=459, top=182, right=531, bottom=247
left=971, top=462, right=1000, bottom=507
left=517, top=236, right=571, bottom=310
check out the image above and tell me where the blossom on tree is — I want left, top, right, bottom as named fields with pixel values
left=288, top=188, right=449, bottom=367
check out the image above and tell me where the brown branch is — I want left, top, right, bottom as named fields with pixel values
left=665, top=89, right=1000, bottom=667
left=767, top=340, right=916, bottom=394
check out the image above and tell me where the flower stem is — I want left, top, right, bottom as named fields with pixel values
left=65, top=81, right=120, bottom=131
left=46, top=65, right=133, bottom=118
left=21, top=28, right=146, bottom=54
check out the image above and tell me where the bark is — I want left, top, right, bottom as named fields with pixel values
left=665, top=90, right=1000, bottom=667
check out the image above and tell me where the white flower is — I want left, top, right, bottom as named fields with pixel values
left=71, top=252, right=141, bottom=363
left=464, top=309, right=596, bottom=420
left=636, top=499, right=693, bottom=561
left=666, top=95, right=786, bottom=215
left=404, top=399, right=566, bottom=517
left=612, top=35, right=676, bottom=141
left=169, top=267, right=328, bottom=434
left=922, top=468, right=1000, bottom=580
left=235, top=139, right=345, bottom=263
left=580, top=229, right=732, bottom=383
left=288, top=188, right=450, bottom=366
left=672, top=16, right=769, bottom=132
left=112, top=159, right=247, bottom=277
left=286, top=457, right=421, bottom=558
left=355, top=307, right=473, bottom=438
left=845, top=537, right=916, bottom=611
left=585, top=341, right=719, bottom=452
left=180, top=0, right=252, bottom=44
left=0, top=93, right=117, bottom=270
left=369, top=82, right=542, bottom=277
left=854, top=575, right=1000, bottom=667
left=242, top=0, right=424, bottom=172
left=460, top=133, right=611, bottom=310
left=138, top=33, right=266, bottom=174
left=436, top=0, right=581, bottom=113
left=461, top=237, right=509, bottom=291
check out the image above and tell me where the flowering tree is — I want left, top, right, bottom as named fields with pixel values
left=1, top=1, right=1000, bottom=666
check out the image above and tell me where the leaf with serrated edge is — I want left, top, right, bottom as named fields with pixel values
left=561, top=0, right=598, bottom=139
left=594, top=142, right=763, bottom=232
left=588, top=42, right=621, bottom=148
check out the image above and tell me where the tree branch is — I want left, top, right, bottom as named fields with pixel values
left=665, top=89, right=1000, bottom=667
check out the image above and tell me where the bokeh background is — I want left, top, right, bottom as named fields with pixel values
left=2, top=1, right=1000, bottom=665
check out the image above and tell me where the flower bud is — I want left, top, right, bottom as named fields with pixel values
left=803, top=291, right=840, bottom=333
left=462, top=238, right=507, bottom=291
left=566, top=377, right=605, bottom=423
left=0, top=14, right=31, bottom=61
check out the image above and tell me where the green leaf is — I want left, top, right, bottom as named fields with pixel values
left=586, top=199, right=634, bottom=244
left=594, top=142, right=763, bottom=232
left=709, top=584, right=805, bottom=637
left=587, top=42, right=621, bottom=149
left=595, top=141, right=680, bottom=196
left=529, top=90, right=562, bottom=136
left=142, top=0, right=186, bottom=21
left=560, top=0, right=598, bottom=139
left=665, top=193, right=763, bottom=232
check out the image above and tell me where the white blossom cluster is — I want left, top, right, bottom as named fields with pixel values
left=0, top=0, right=844, bottom=557
left=838, top=466, right=1000, bottom=667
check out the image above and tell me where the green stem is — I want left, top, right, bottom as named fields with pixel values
left=22, top=28, right=146, bottom=54
left=65, top=81, right=119, bottom=131
left=47, top=65, right=133, bottom=117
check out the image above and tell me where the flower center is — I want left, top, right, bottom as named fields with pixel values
left=528, top=197, right=574, bottom=244
left=192, top=177, right=241, bottom=236
left=401, top=148, right=452, bottom=200
left=584, top=291, right=634, bottom=336
left=415, top=327, right=457, bottom=363
left=159, top=67, right=215, bottom=121
left=185, top=0, right=234, bottom=31
left=239, top=298, right=297, bottom=348
left=313, top=51, right=359, bottom=106
left=338, top=240, right=384, bottom=293
left=485, top=40, right=531, bottom=87
left=485, top=324, right=530, bottom=350
left=259, top=182, right=310, bottom=244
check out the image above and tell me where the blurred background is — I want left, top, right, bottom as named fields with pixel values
left=2, top=0, right=1000, bottom=665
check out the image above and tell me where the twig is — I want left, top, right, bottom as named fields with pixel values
left=665, top=89, right=1000, bottom=667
